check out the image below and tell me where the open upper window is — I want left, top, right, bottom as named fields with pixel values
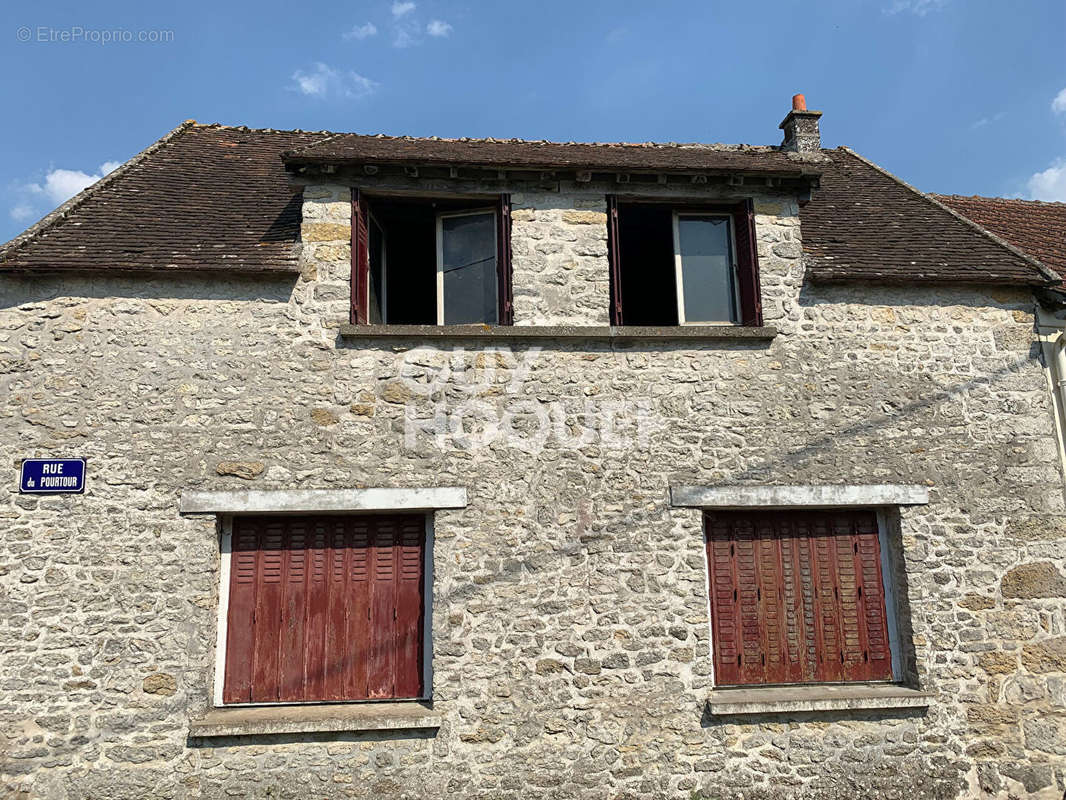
left=606, top=198, right=763, bottom=327
left=351, top=191, right=513, bottom=325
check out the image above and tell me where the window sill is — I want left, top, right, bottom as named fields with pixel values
left=707, top=683, right=932, bottom=716
left=188, top=701, right=441, bottom=738
left=337, top=324, right=777, bottom=342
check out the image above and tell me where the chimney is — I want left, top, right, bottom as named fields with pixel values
left=779, top=93, right=822, bottom=153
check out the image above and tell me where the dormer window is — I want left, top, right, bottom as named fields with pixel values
left=607, top=198, right=763, bottom=327
left=351, top=191, right=513, bottom=326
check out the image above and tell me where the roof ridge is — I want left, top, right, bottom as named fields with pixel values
left=838, top=147, right=1060, bottom=285
left=190, top=121, right=345, bottom=136
left=190, top=122, right=779, bottom=151
left=932, top=192, right=1066, bottom=208
left=0, top=119, right=198, bottom=264
left=282, top=131, right=785, bottom=159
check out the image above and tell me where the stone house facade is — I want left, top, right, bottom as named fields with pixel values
left=1, top=99, right=1065, bottom=799
left=934, top=194, right=1066, bottom=491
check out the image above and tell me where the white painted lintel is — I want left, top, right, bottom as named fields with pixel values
left=179, top=487, right=467, bottom=515
left=670, top=484, right=929, bottom=509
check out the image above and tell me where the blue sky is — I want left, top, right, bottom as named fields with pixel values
left=2, top=0, right=1064, bottom=243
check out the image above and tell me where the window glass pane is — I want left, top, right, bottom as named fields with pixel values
left=441, top=212, right=497, bottom=324
left=368, top=217, right=385, bottom=324
left=677, top=216, right=736, bottom=323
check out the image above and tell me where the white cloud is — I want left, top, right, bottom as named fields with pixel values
left=7, top=160, right=121, bottom=227
left=1052, top=88, right=1066, bottom=115
left=970, top=111, right=1005, bottom=130
left=1028, top=159, right=1066, bottom=202
left=10, top=204, right=36, bottom=222
left=343, top=22, right=378, bottom=40
left=391, top=1, right=415, bottom=17
left=290, top=62, right=379, bottom=99
left=426, top=19, right=452, bottom=37
left=42, top=169, right=100, bottom=203
left=393, top=27, right=416, bottom=47
left=884, top=0, right=948, bottom=15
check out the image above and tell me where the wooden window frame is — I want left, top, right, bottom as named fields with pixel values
left=212, top=513, right=435, bottom=707
left=368, top=211, right=387, bottom=325
left=671, top=211, right=741, bottom=326
left=435, top=207, right=499, bottom=327
left=702, top=507, right=903, bottom=688
left=607, top=196, right=763, bottom=327
left=350, top=189, right=513, bottom=326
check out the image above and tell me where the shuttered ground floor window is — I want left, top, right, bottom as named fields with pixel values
left=222, top=514, right=426, bottom=704
left=705, top=509, right=896, bottom=686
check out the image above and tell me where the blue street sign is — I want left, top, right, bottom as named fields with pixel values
left=19, top=458, right=86, bottom=494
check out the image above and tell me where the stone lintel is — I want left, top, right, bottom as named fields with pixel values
left=708, top=683, right=932, bottom=716
left=338, top=324, right=778, bottom=342
left=189, top=702, right=441, bottom=738
left=670, top=484, right=929, bottom=509
left=179, top=487, right=467, bottom=515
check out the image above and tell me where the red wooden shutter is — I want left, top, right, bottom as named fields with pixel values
left=606, top=195, right=624, bottom=326
left=496, top=194, right=514, bottom=325
left=705, top=509, right=893, bottom=686
left=222, top=522, right=260, bottom=703
left=351, top=189, right=370, bottom=324
left=705, top=515, right=741, bottom=685
left=394, top=517, right=426, bottom=698
left=731, top=199, right=763, bottom=327
left=223, top=514, right=425, bottom=704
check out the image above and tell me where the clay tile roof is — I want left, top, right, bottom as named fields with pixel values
left=801, top=149, right=1055, bottom=286
left=0, top=123, right=1054, bottom=287
left=282, top=133, right=821, bottom=176
left=932, top=193, right=1066, bottom=281
left=0, top=122, right=332, bottom=274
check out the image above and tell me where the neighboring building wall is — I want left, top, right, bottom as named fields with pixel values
left=1, top=180, right=1064, bottom=800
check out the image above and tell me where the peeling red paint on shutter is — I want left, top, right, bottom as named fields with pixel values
left=497, top=194, right=514, bottom=325
left=351, top=189, right=370, bottom=324
left=705, top=509, right=893, bottom=686
left=606, top=195, right=623, bottom=326
left=732, top=199, right=763, bottom=327
left=345, top=517, right=371, bottom=699
left=223, top=514, right=425, bottom=704
left=394, top=517, right=426, bottom=698
left=222, top=525, right=259, bottom=703
left=706, top=516, right=740, bottom=685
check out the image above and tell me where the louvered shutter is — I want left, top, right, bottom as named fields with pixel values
left=223, top=514, right=425, bottom=704
left=394, top=517, right=426, bottom=698
left=705, top=509, right=893, bottom=686
left=351, top=189, right=370, bottom=324
left=606, top=195, right=624, bottom=326
left=731, top=199, right=763, bottom=327
left=496, top=194, right=514, bottom=325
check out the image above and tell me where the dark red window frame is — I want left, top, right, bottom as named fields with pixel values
left=705, top=508, right=894, bottom=686
left=606, top=196, right=763, bottom=327
left=350, top=189, right=513, bottom=325
left=223, top=513, right=426, bottom=704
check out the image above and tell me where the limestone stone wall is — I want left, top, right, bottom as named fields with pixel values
left=1, top=178, right=1064, bottom=799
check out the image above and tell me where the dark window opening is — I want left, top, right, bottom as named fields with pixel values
left=607, top=197, right=763, bottom=327
left=615, top=203, right=678, bottom=326
left=351, top=192, right=513, bottom=326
